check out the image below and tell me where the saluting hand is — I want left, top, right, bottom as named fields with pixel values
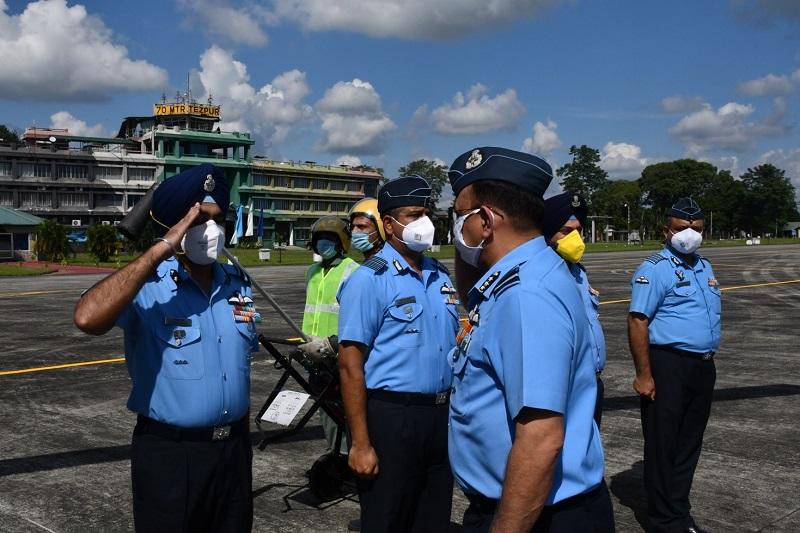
left=348, top=443, right=379, bottom=479
left=634, top=374, right=656, bottom=401
left=156, top=202, right=203, bottom=258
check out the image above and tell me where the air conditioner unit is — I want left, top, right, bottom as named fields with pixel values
left=101, top=220, right=111, bottom=226
left=71, top=219, right=81, bottom=227
left=113, top=221, right=120, bottom=226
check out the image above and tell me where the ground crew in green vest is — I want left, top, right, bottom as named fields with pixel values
left=298, top=215, right=358, bottom=454
left=348, top=197, right=385, bottom=261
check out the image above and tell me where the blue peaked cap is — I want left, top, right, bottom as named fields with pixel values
left=448, top=147, right=554, bottom=198
left=151, top=164, right=229, bottom=228
left=668, top=197, right=704, bottom=221
left=377, top=175, right=432, bottom=215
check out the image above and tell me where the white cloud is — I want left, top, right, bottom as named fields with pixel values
left=660, top=95, right=704, bottom=113
left=521, top=120, right=561, bottom=156
left=758, top=148, right=800, bottom=193
left=668, top=99, right=789, bottom=156
left=0, top=0, right=167, bottom=101
left=315, top=79, right=396, bottom=155
left=50, top=111, right=108, bottom=137
left=738, top=73, right=793, bottom=96
left=599, top=142, right=651, bottom=179
left=272, top=0, right=561, bottom=40
left=431, top=84, right=525, bottom=135
left=194, top=46, right=313, bottom=151
left=334, top=155, right=363, bottom=167
left=178, top=0, right=269, bottom=47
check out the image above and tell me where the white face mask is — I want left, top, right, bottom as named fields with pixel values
left=453, top=208, right=488, bottom=267
left=181, top=220, right=225, bottom=265
left=670, top=227, right=703, bottom=255
left=391, top=215, right=435, bottom=252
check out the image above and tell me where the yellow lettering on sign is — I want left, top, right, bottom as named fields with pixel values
left=153, top=103, right=220, bottom=118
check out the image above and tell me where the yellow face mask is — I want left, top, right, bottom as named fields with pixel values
left=555, top=229, right=586, bottom=263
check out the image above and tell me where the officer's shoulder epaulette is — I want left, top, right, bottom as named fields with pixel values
left=493, top=265, right=521, bottom=299
left=361, top=256, right=388, bottom=273
left=643, top=253, right=667, bottom=265
left=221, top=262, right=249, bottom=283
left=430, top=257, right=450, bottom=275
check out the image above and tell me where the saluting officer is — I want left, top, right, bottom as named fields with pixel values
left=448, top=147, right=614, bottom=533
left=628, top=198, right=720, bottom=533
left=337, top=175, right=459, bottom=532
left=542, top=192, right=607, bottom=426
left=73, top=164, right=259, bottom=533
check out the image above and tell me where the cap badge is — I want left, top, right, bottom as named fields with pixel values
left=203, top=174, right=215, bottom=193
left=571, top=195, right=580, bottom=207
left=465, top=149, right=482, bottom=170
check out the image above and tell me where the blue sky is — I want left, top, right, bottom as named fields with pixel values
left=1, top=0, right=799, bottom=199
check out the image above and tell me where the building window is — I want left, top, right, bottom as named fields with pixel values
left=253, top=198, right=269, bottom=210
left=18, top=163, right=51, bottom=178
left=253, top=174, right=269, bottom=186
left=95, top=166, right=123, bottom=180
left=56, top=165, right=88, bottom=180
left=330, top=201, right=348, bottom=213
left=312, top=178, right=328, bottom=190
left=272, top=199, right=290, bottom=210
left=58, top=192, right=89, bottom=208
left=313, top=201, right=329, bottom=211
left=293, top=177, right=309, bottom=189
left=128, top=167, right=155, bottom=181
left=127, top=194, right=144, bottom=209
left=296, top=200, right=311, bottom=211
left=329, top=180, right=346, bottom=191
left=294, top=228, right=310, bottom=242
left=273, top=176, right=289, bottom=188
left=13, top=233, right=29, bottom=251
left=0, top=192, right=13, bottom=206
left=0, top=162, right=11, bottom=176
left=95, top=193, right=124, bottom=208
left=19, top=192, right=51, bottom=207
left=346, top=181, right=362, bottom=192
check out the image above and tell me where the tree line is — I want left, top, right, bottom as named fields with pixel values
left=398, top=146, right=799, bottom=242
left=557, top=145, right=799, bottom=240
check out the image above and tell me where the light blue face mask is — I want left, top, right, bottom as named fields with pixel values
left=352, top=231, right=376, bottom=252
left=315, top=238, right=338, bottom=260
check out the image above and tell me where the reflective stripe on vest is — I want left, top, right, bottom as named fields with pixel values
left=302, top=258, right=358, bottom=337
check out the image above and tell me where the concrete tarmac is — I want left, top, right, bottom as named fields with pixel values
left=1, top=244, right=799, bottom=532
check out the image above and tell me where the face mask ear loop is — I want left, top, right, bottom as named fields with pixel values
left=150, top=210, right=186, bottom=255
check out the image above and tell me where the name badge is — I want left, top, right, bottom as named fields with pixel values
left=164, top=317, right=192, bottom=327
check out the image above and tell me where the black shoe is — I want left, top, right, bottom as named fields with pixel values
left=684, top=527, right=708, bottom=533
left=347, top=518, right=360, bottom=531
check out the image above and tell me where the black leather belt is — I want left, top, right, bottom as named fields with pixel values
left=653, top=345, right=715, bottom=361
left=135, top=414, right=247, bottom=442
left=465, top=482, right=607, bottom=516
left=368, top=389, right=450, bottom=406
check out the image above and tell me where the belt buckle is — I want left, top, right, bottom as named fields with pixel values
left=212, top=425, right=231, bottom=441
left=702, top=352, right=714, bottom=361
left=435, top=391, right=448, bottom=405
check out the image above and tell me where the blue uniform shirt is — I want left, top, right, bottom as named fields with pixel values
left=629, top=246, right=721, bottom=353
left=116, top=257, right=259, bottom=428
left=337, top=243, right=459, bottom=394
left=569, top=263, right=607, bottom=373
left=449, top=237, right=605, bottom=502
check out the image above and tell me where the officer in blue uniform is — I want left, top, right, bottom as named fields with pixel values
left=447, top=147, right=614, bottom=533
left=74, top=164, right=259, bottom=533
left=628, top=198, right=720, bottom=533
left=542, top=192, right=607, bottom=426
left=337, top=175, right=459, bottom=532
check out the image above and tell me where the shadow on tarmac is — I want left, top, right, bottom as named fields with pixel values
left=604, top=383, right=800, bottom=412
left=609, top=460, right=650, bottom=532
left=0, top=426, right=324, bottom=477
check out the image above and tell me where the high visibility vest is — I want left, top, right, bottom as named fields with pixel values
left=302, top=257, right=359, bottom=337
